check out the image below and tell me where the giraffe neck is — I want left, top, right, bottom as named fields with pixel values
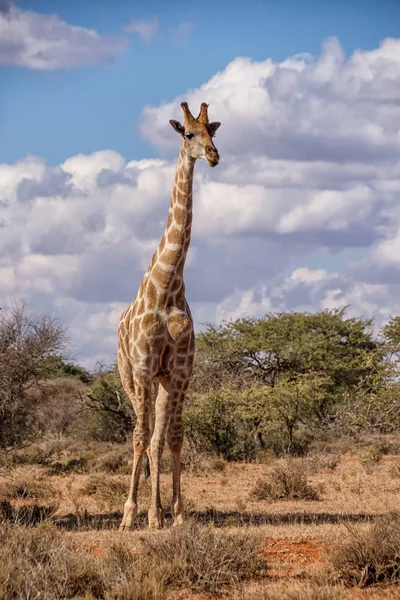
left=148, top=147, right=195, bottom=296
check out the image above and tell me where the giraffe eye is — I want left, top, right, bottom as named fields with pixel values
left=185, top=132, right=194, bottom=139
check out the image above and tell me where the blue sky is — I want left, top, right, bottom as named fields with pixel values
left=2, top=0, right=400, bottom=165
left=2, top=0, right=400, bottom=365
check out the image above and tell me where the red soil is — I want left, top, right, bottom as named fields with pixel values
left=260, top=537, right=326, bottom=578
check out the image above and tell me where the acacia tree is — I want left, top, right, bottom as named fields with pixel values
left=189, top=308, right=383, bottom=455
left=0, top=302, right=67, bottom=448
left=196, top=308, right=379, bottom=389
left=81, top=364, right=135, bottom=442
left=235, top=374, right=332, bottom=453
left=336, top=316, right=400, bottom=433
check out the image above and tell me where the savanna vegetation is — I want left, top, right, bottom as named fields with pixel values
left=1, top=301, right=400, bottom=599
left=3, top=302, right=400, bottom=457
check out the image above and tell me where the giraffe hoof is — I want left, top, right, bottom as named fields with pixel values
left=173, top=514, right=184, bottom=527
left=119, top=503, right=137, bottom=531
left=148, top=507, right=164, bottom=530
left=119, top=517, right=133, bottom=531
left=171, top=499, right=184, bottom=526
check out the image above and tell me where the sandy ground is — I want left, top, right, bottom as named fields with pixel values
left=1, top=450, right=400, bottom=599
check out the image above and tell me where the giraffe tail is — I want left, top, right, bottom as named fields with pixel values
left=144, top=452, right=150, bottom=479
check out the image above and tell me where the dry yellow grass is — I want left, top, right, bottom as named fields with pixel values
left=1, top=441, right=400, bottom=599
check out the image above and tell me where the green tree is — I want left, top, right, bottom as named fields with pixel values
left=336, top=316, right=400, bottom=433
left=196, top=308, right=379, bottom=391
left=82, top=365, right=135, bottom=442
left=48, top=358, right=92, bottom=383
left=237, top=374, right=332, bottom=453
left=191, top=308, right=383, bottom=454
left=184, top=387, right=257, bottom=460
left=0, top=302, right=67, bottom=448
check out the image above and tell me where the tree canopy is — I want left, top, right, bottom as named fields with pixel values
left=187, top=308, right=387, bottom=456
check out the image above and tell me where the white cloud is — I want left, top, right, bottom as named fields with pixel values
left=0, top=3, right=127, bottom=70
left=170, top=20, right=193, bottom=41
left=125, top=15, right=159, bottom=42
left=275, top=186, right=376, bottom=234
left=141, top=37, right=400, bottom=163
left=216, top=267, right=397, bottom=326
left=3, top=37, right=400, bottom=365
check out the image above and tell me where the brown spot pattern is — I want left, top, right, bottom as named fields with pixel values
left=117, top=107, right=220, bottom=530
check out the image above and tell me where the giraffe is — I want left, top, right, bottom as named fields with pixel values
left=118, top=101, right=221, bottom=530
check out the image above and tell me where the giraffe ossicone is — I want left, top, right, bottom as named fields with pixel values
left=118, top=101, right=221, bottom=530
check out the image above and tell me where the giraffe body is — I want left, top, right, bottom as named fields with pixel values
left=118, top=102, right=221, bottom=529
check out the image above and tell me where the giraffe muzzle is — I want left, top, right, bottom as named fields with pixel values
left=206, top=148, right=220, bottom=167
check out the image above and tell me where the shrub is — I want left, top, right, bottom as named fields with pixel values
left=327, top=513, right=400, bottom=586
left=94, top=451, right=130, bottom=474
left=237, top=585, right=346, bottom=600
left=80, top=366, right=135, bottom=443
left=180, top=438, right=208, bottom=475
left=211, top=457, right=227, bottom=472
left=184, top=390, right=258, bottom=461
left=0, top=523, right=106, bottom=599
left=0, top=303, right=67, bottom=448
left=357, top=445, right=383, bottom=467
left=250, top=465, right=320, bottom=501
left=0, top=469, right=57, bottom=502
left=139, top=521, right=266, bottom=593
left=0, top=501, right=56, bottom=526
left=0, top=521, right=267, bottom=599
left=48, top=457, right=88, bottom=475
left=79, top=474, right=128, bottom=508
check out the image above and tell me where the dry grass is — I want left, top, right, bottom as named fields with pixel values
left=48, top=457, right=89, bottom=475
left=78, top=474, right=129, bottom=513
left=250, top=465, right=320, bottom=502
left=0, top=523, right=106, bottom=599
left=327, top=513, right=400, bottom=586
left=301, top=454, right=341, bottom=475
left=389, top=460, right=400, bottom=478
left=0, top=439, right=134, bottom=477
left=0, top=520, right=267, bottom=600
left=93, top=451, right=130, bottom=474
left=139, top=521, right=266, bottom=593
left=357, top=445, right=383, bottom=469
left=0, top=467, right=58, bottom=502
left=236, top=584, right=346, bottom=600
left=211, top=457, right=228, bottom=472
left=1, top=437, right=400, bottom=598
left=76, top=473, right=175, bottom=515
left=0, top=439, right=81, bottom=471
left=309, top=433, right=400, bottom=457
left=0, top=500, right=57, bottom=526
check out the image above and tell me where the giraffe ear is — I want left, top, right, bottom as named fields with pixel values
left=170, top=120, right=185, bottom=135
left=208, top=122, right=221, bottom=136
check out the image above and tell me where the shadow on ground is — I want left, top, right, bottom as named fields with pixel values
left=0, top=501, right=384, bottom=530
left=0, top=500, right=56, bottom=526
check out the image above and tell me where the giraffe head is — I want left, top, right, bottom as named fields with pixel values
left=169, top=102, right=221, bottom=167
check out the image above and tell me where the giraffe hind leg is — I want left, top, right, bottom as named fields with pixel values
left=148, top=378, right=171, bottom=529
left=167, top=383, right=187, bottom=527
left=119, top=364, right=152, bottom=531
left=144, top=383, right=157, bottom=479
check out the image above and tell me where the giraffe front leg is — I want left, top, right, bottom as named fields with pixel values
left=119, top=434, right=146, bottom=531
left=119, top=373, right=152, bottom=531
left=168, top=388, right=186, bottom=527
left=169, top=441, right=184, bottom=526
left=148, top=379, right=170, bottom=530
